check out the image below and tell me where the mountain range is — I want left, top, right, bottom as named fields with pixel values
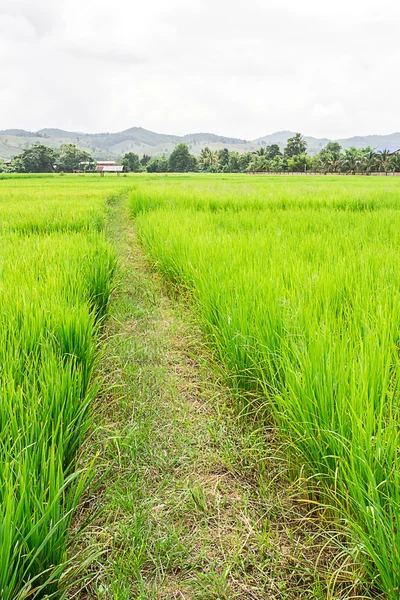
left=1, top=127, right=400, bottom=160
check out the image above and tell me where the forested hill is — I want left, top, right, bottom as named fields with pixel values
left=1, top=126, right=400, bottom=160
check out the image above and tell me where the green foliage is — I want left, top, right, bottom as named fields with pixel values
left=169, top=143, right=198, bottom=173
left=217, top=147, right=230, bottom=167
left=58, top=143, right=95, bottom=173
left=247, top=155, right=270, bottom=172
left=199, top=147, right=283, bottom=173
left=265, top=143, right=282, bottom=159
left=4, top=138, right=400, bottom=176
left=390, top=152, right=400, bottom=172
left=284, top=132, right=307, bottom=157
left=122, top=152, right=140, bottom=172
left=287, top=152, right=312, bottom=172
left=376, top=149, right=392, bottom=173
left=311, top=144, right=400, bottom=175
left=140, top=154, right=151, bottom=167
left=238, top=152, right=252, bottom=172
left=199, top=146, right=220, bottom=171
left=360, top=148, right=377, bottom=175
left=270, top=154, right=284, bottom=171
left=11, top=144, right=57, bottom=173
left=146, top=155, right=170, bottom=173
left=321, top=140, right=342, bottom=158
left=256, top=144, right=282, bottom=160
left=228, top=152, right=240, bottom=172
left=341, top=147, right=362, bottom=174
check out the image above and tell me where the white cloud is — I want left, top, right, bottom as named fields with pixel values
left=311, top=103, right=345, bottom=119
left=0, top=0, right=399, bottom=138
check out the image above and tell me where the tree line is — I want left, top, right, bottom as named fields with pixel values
left=246, top=135, right=400, bottom=175
left=0, top=143, right=96, bottom=173
left=123, top=135, right=400, bottom=174
left=1, top=134, right=400, bottom=174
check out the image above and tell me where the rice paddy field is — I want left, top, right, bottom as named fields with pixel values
left=1, top=173, right=400, bottom=598
left=131, top=175, right=400, bottom=599
left=0, top=175, right=126, bottom=599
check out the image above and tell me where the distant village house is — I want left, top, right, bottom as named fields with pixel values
left=80, top=160, right=124, bottom=175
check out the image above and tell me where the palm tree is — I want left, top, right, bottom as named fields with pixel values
left=360, top=149, right=377, bottom=175
left=376, top=149, right=391, bottom=175
left=199, top=147, right=220, bottom=171
left=328, top=157, right=342, bottom=174
left=321, top=151, right=342, bottom=174
left=284, top=133, right=307, bottom=157
left=390, top=152, right=400, bottom=173
left=255, top=147, right=267, bottom=156
left=248, top=155, right=270, bottom=172
left=341, top=148, right=361, bottom=174
left=312, top=155, right=325, bottom=174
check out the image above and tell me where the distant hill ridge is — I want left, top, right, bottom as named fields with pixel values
left=1, top=126, right=400, bottom=160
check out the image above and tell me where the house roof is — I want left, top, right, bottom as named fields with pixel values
left=97, top=165, right=123, bottom=172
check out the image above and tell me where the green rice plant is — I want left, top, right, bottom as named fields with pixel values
left=0, top=173, right=129, bottom=233
left=130, top=175, right=400, bottom=598
left=0, top=175, right=118, bottom=597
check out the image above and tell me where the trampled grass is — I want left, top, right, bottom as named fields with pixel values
left=130, top=175, right=400, bottom=598
left=0, top=175, right=122, bottom=598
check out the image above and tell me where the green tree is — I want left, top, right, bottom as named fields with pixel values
left=284, top=133, right=307, bottom=158
left=140, top=154, right=151, bottom=167
left=228, top=152, right=240, bottom=173
left=265, top=144, right=282, bottom=160
left=270, top=155, right=284, bottom=172
left=11, top=144, right=57, bottom=173
left=217, top=148, right=230, bottom=169
left=238, top=152, right=252, bottom=172
left=321, top=141, right=342, bottom=159
left=287, top=153, right=312, bottom=172
left=316, top=141, right=342, bottom=172
left=122, top=152, right=140, bottom=172
left=199, top=147, right=220, bottom=171
left=188, top=154, right=198, bottom=172
left=254, top=145, right=282, bottom=160
left=376, top=149, right=392, bottom=174
left=315, top=151, right=340, bottom=174
left=10, top=156, right=24, bottom=172
left=390, top=152, right=400, bottom=172
left=326, top=154, right=342, bottom=174
left=169, top=143, right=197, bottom=172
left=341, top=147, right=361, bottom=174
left=311, top=154, right=324, bottom=173
left=58, top=144, right=94, bottom=172
left=146, top=156, right=169, bottom=173
left=247, top=155, right=270, bottom=172
left=360, top=148, right=377, bottom=175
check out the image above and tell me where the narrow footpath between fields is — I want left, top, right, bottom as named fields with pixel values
left=80, top=199, right=353, bottom=600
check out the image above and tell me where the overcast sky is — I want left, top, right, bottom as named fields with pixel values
left=0, top=0, right=399, bottom=139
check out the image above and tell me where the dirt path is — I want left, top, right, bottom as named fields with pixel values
left=81, top=200, right=343, bottom=599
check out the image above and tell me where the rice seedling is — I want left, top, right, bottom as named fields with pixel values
left=0, top=175, right=119, bottom=598
left=129, top=174, right=400, bottom=598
